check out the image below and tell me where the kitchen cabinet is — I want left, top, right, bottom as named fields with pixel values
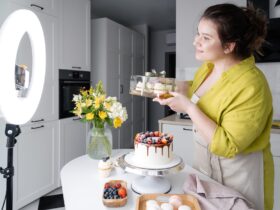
left=159, top=115, right=280, bottom=210
left=92, top=18, right=146, bottom=149
left=59, top=0, right=91, bottom=71
left=160, top=123, right=194, bottom=166
left=14, top=121, right=59, bottom=209
left=270, top=132, right=280, bottom=210
left=10, top=0, right=58, bottom=16
left=59, top=117, right=88, bottom=169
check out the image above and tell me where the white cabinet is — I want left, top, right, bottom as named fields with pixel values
left=27, top=9, right=58, bottom=124
left=59, top=0, right=91, bottom=71
left=160, top=123, right=194, bottom=166
left=10, top=0, right=58, bottom=16
left=59, top=117, right=88, bottom=169
left=270, top=132, right=280, bottom=210
left=14, top=121, right=59, bottom=209
left=92, top=18, right=146, bottom=149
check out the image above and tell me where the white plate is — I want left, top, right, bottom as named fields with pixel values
left=124, top=152, right=181, bottom=169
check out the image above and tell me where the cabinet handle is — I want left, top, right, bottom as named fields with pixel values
left=73, top=118, right=81, bottom=121
left=72, top=66, right=81, bottom=69
left=31, top=119, right=44, bottom=123
left=183, top=128, right=192, bottom=131
left=30, top=4, right=44, bottom=10
left=31, top=125, right=44, bottom=130
left=120, top=84, right=124, bottom=94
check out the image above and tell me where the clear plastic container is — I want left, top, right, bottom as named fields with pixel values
left=130, top=75, right=175, bottom=98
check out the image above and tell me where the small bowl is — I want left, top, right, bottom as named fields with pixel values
left=102, top=180, right=127, bottom=207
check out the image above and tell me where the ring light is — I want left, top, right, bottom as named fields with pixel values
left=0, top=9, right=46, bottom=125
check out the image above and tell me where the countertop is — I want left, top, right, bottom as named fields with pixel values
left=159, top=114, right=280, bottom=134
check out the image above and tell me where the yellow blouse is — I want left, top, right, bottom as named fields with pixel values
left=189, top=56, right=274, bottom=210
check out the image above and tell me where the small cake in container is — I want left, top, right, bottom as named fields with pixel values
left=98, top=157, right=113, bottom=178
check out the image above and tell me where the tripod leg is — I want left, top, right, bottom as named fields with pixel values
left=6, top=147, right=13, bottom=210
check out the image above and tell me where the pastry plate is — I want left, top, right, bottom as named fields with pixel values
left=135, top=194, right=201, bottom=210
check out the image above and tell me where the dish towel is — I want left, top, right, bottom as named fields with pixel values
left=182, top=174, right=255, bottom=210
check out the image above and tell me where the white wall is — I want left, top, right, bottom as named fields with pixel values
left=176, top=0, right=246, bottom=69
left=176, top=0, right=280, bottom=120
left=148, top=30, right=175, bottom=131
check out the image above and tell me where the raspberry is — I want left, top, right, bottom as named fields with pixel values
left=114, top=183, right=121, bottom=189
left=104, top=183, right=110, bottom=189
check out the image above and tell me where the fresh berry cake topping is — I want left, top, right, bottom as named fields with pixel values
left=134, top=131, right=173, bottom=145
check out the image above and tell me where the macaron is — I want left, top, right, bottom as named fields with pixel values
left=169, top=195, right=183, bottom=208
left=161, top=202, right=174, bottom=210
left=178, top=205, right=191, bottom=210
left=146, top=200, right=160, bottom=210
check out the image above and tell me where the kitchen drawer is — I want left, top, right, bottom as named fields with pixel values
left=270, top=133, right=280, bottom=157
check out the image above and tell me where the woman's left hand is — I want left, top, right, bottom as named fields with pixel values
left=153, top=91, right=193, bottom=113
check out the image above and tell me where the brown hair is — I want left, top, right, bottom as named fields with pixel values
left=201, top=3, right=268, bottom=59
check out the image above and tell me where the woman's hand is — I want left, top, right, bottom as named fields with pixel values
left=153, top=91, right=194, bottom=113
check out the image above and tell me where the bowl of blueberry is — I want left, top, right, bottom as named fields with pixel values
left=102, top=180, right=127, bottom=207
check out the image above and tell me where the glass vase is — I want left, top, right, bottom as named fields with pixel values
left=87, top=124, right=112, bottom=160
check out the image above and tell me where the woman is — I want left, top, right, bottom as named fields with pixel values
left=154, top=3, right=274, bottom=210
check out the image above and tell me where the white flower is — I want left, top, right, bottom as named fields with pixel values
left=73, top=94, right=82, bottom=102
left=108, top=101, right=128, bottom=122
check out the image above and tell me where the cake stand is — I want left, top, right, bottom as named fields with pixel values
left=116, top=152, right=184, bottom=194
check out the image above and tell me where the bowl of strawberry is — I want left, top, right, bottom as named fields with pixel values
left=102, top=180, right=127, bottom=207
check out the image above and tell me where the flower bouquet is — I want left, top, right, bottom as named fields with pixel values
left=72, top=81, right=128, bottom=159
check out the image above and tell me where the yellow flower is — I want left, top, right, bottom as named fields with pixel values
left=94, top=97, right=101, bottom=109
left=104, top=102, right=111, bottom=110
left=113, top=117, right=122, bottom=128
left=85, top=99, right=92, bottom=107
left=100, top=94, right=106, bottom=102
left=73, top=102, right=82, bottom=116
left=81, top=89, right=88, bottom=97
left=89, top=87, right=94, bottom=95
left=99, top=111, right=107, bottom=120
left=86, top=113, right=94, bottom=120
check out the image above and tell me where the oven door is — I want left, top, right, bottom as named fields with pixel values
left=59, top=80, right=90, bottom=119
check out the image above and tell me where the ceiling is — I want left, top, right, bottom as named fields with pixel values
left=91, top=0, right=176, bottom=31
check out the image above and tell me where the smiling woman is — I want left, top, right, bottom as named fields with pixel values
left=0, top=9, right=46, bottom=125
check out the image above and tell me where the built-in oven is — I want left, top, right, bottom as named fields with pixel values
left=59, top=69, right=90, bottom=119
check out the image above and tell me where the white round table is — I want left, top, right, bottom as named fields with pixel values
left=60, top=149, right=214, bottom=210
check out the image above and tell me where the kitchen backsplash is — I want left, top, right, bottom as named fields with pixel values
left=177, top=63, right=280, bottom=120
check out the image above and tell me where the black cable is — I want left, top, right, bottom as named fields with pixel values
left=1, top=192, right=6, bottom=210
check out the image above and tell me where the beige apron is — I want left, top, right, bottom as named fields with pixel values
left=191, top=94, right=264, bottom=210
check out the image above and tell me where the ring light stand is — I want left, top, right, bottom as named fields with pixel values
left=0, top=9, right=46, bottom=210
left=0, top=125, right=21, bottom=210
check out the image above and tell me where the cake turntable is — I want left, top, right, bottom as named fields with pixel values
left=116, top=152, right=184, bottom=194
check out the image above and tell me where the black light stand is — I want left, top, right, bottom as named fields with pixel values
left=0, top=124, right=21, bottom=210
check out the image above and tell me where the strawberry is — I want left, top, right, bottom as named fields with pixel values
left=118, top=187, right=127, bottom=198
left=104, top=183, right=110, bottom=189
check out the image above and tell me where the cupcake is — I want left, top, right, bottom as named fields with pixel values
left=98, top=157, right=113, bottom=178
